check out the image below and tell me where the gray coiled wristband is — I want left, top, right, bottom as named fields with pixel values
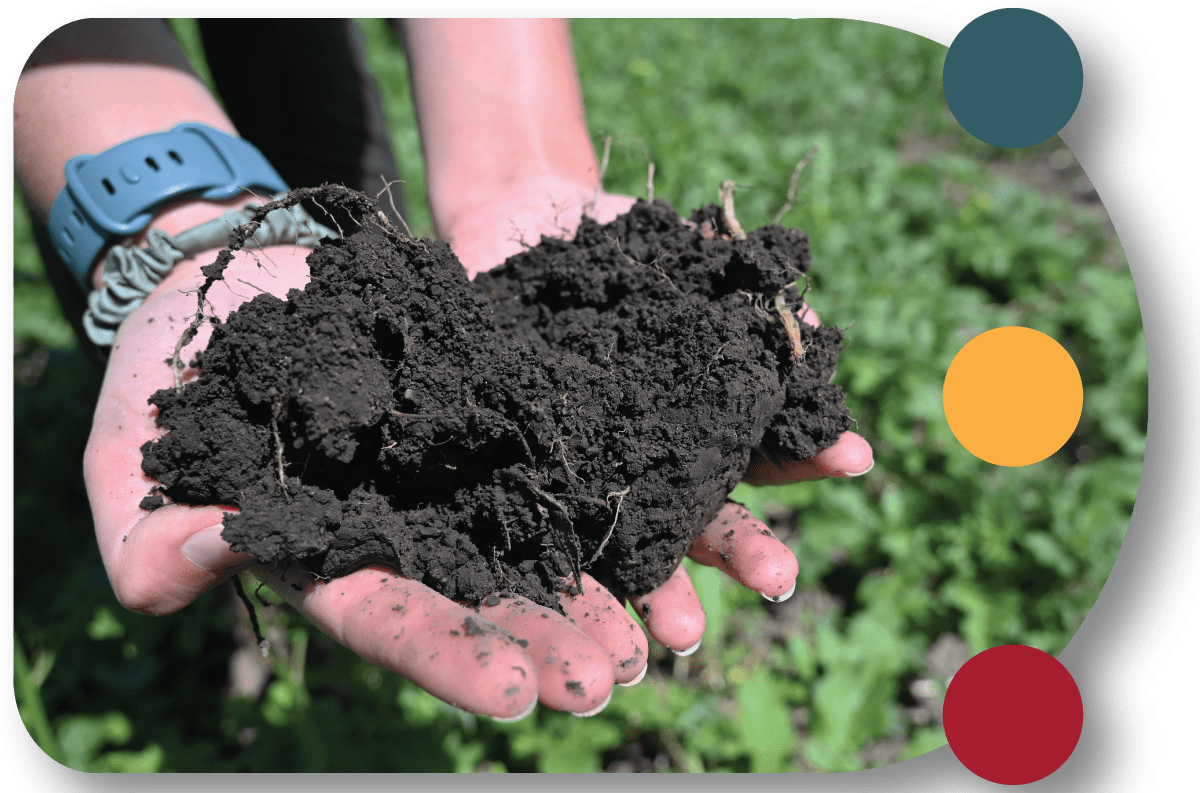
left=82, top=194, right=337, bottom=347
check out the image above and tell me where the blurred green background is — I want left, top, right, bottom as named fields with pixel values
left=13, top=19, right=1142, bottom=772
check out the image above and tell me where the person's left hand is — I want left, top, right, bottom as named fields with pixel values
left=441, top=178, right=875, bottom=692
left=437, top=174, right=637, bottom=279
left=636, top=304, right=873, bottom=657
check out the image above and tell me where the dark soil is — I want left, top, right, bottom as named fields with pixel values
left=141, top=186, right=853, bottom=612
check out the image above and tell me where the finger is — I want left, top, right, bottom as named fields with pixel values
left=557, top=573, right=649, bottom=685
left=743, top=430, right=874, bottom=486
left=628, top=563, right=706, bottom=656
left=262, top=564, right=538, bottom=720
left=100, top=504, right=253, bottom=615
left=687, top=502, right=798, bottom=602
left=798, top=304, right=821, bottom=327
left=479, top=590, right=615, bottom=715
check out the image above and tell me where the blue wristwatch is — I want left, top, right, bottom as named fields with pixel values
left=48, top=123, right=290, bottom=289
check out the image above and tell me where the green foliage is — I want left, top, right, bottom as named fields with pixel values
left=13, top=187, right=76, bottom=349
left=356, top=18, right=434, bottom=239
left=737, top=669, right=795, bottom=772
left=166, top=19, right=217, bottom=96
left=14, top=18, right=1140, bottom=773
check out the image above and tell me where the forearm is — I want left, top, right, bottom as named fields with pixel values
left=15, top=19, right=261, bottom=288
left=403, top=19, right=601, bottom=238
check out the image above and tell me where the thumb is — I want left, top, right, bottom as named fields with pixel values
left=105, top=503, right=252, bottom=616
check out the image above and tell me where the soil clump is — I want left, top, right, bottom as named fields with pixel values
left=141, top=187, right=854, bottom=612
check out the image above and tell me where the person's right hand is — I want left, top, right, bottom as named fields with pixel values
left=85, top=234, right=646, bottom=721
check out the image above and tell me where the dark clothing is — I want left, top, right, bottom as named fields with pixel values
left=198, top=19, right=407, bottom=232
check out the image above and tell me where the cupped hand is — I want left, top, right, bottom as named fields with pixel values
left=85, top=234, right=643, bottom=720
left=85, top=242, right=546, bottom=719
left=91, top=188, right=872, bottom=724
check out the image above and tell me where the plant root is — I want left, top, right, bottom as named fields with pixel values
left=169, top=185, right=411, bottom=392
left=718, top=180, right=747, bottom=241
left=605, top=233, right=679, bottom=293
left=376, top=176, right=414, bottom=238
left=232, top=573, right=269, bottom=658
left=586, top=487, right=631, bottom=568
left=522, top=477, right=584, bottom=593
left=773, top=292, right=806, bottom=362
left=584, top=134, right=615, bottom=219
left=772, top=144, right=820, bottom=225
left=271, top=402, right=290, bottom=499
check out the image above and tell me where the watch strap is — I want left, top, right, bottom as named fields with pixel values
left=48, top=123, right=289, bottom=288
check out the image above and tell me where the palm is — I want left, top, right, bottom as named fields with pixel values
left=438, top=176, right=638, bottom=279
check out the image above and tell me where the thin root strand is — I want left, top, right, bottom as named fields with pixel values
left=376, top=176, right=414, bottom=237
left=719, top=180, right=747, bottom=241
left=586, top=487, right=630, bottom=567
left=271, top=402, right=291, bottom=499
left=772, top=144, right=820, bottom=225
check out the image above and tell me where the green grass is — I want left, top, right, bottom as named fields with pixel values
left=14, top=19, right=1141, bottom=772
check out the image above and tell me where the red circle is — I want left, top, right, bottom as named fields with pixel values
left=943, top=645, right=1083, bottom=785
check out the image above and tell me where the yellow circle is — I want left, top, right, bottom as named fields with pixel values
left=943, top=327, right=1083, bottom=467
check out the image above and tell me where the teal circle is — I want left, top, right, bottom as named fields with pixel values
left=943, top=9, right=1083, bottom=148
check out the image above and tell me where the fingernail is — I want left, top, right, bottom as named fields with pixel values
left=845, top=460, right=875, bottom=477
left=571, top=689, right=612, bottom=718
left=619, top=664, right=648, bottom=687
left=672, top=639, right=701, bottom=657
left=762, top=581, right=797, bottom=603
left=493, top=698, right=538, bottom=723
left=181, top=525, right=241, bottom=573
